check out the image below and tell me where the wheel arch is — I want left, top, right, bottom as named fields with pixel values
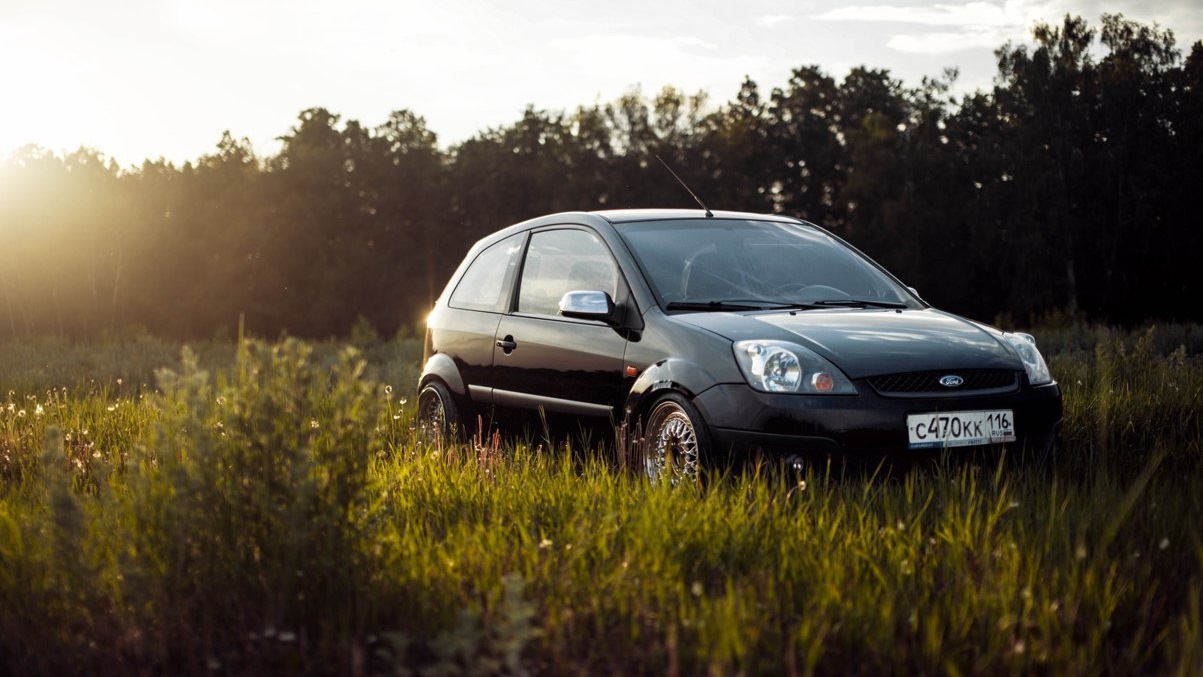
left=622, top=358, right=711, bottom=427
left=418, top=352, right=467, bottom=397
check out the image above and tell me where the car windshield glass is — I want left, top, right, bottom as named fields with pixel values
left=616, top=218, right=919, bottom=310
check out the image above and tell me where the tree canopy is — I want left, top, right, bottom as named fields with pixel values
left=2, top=14, right=1199, bottom=340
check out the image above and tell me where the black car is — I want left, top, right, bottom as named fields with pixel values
left=417, top=209, right=1062, bottom=479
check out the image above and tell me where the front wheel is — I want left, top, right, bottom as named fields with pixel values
left=640, top=393, right=711, bottom=484
left=416, top=381, right=464, bottom=445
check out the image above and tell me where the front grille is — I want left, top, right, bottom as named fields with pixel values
left=867, top=369, right=1019, bottom=397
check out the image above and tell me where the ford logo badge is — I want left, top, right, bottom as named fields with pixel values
left=939, top=375, right=965, bottom=388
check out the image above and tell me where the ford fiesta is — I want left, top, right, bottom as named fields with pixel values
left=417, top=209, right=1062, bottom=480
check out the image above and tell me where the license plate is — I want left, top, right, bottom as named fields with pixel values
left=907, top=410, right=1015, bottom=449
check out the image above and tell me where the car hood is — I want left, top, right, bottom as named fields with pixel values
left=676, top=308, right=1020, bottom=379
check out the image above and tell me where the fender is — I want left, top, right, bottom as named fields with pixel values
left=418, top=353, right=466, bottom=396
left=623, top=357, right=726, bottom=424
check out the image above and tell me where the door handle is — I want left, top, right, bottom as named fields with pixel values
left=496, top=336, right=517, bottom=353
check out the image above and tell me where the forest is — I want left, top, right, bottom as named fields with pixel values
left=1, top=14, right=1200, bottom=340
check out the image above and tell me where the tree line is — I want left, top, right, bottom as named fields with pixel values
left=1, top=14, right=1199, bottom=341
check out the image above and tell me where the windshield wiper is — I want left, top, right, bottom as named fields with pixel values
left=810, top=299, right=909, bottom=309
left=665, top=300, right=789, bottom=312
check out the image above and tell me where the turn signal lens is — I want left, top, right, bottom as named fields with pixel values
left=811, top=372, right=835, bottom=392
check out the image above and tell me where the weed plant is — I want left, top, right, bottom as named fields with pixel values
left=0, top=325, right=1200, bottom=675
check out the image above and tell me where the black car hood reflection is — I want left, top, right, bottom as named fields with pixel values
left=674, top=308, right=1019, bottom=379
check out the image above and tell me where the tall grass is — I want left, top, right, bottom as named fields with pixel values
left=0, top=325, right=1201, bottom=675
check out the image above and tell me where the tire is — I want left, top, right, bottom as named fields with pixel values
left=640, top=393, right=711, bottom=484
left=417, top=381, right=464, bottom=445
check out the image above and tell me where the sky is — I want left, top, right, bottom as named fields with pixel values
left=1, top=0, right=1200, bottom=168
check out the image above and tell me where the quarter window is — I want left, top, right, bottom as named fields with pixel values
left=518, top=229, right=619, bottom=316
left=448, top=233, right=524, bottom=312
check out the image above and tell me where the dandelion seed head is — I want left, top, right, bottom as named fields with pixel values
left=17, top=409, right=25, bottom=418
left=690, top=581, right=704, bottom=597
left=34, top=404, right=44, bottom=417
left=1076, top=544, right=1088, bottom=560
left=384, top=385, right=393, bottom=395
left=1159, top=538, right=1170, bottom=550
left=399, top=397, right=408, bottom=406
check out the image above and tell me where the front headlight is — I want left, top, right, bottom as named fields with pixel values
left=733, top=340, right=857, bottom=394
left=1003, top=332, right=1053, bottom=386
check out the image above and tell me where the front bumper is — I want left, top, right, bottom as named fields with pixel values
left=693, top=381, right=1063, bottom=463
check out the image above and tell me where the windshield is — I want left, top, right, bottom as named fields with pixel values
left=616, top=218, right=921, bottom=310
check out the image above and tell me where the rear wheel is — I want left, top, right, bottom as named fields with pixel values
left=417, top=381, right=463, bottom=445
left=641, top=393, right=710, bottom=484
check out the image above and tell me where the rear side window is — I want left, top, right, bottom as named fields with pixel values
left=518, top=229, right=618, bottom=316
left=449, top=233, right=524, bottom=312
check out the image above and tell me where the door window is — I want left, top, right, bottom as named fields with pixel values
left=517, top=229, right=618, bottom=316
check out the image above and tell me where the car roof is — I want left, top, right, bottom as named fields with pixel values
left=472, top=208, right=818, bottom=253
left=591, top=208, right=807, bottom=225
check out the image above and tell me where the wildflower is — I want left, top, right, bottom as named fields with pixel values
left=107, top=404, right=117, bottom=412
left=1159, top=538, right=1170, bottom=550
left=539, top=538, right=553, bottom=550
left=1076, top=544, right=1088, bottom=560
left=310, top=419, right=320, bottom=430
left=399, top=397, right=408, bottom=406
left=690, top=581, right=704, bottom=597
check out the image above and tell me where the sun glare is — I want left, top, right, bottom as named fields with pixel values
left=0, top=20, right=101, bottom=163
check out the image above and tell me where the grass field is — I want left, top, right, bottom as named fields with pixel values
left=1, top=324, right=1201, bottom=675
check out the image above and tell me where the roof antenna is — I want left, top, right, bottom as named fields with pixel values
left=655, top=154, right=713, bottom=218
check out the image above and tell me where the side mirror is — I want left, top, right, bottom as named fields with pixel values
left=559, top=290, right=619, bottom=324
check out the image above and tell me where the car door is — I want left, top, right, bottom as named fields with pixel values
left=491, top=227, right=629, bottom=418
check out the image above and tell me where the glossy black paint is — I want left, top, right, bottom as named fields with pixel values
left=420, top=209, right=1063, bottom=460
